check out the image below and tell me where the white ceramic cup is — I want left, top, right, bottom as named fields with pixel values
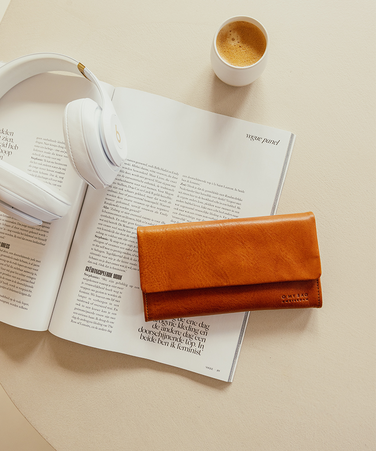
left=210, top=16, right=269, bottom=87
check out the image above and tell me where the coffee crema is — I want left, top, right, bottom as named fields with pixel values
left=216, top=21, right=266, bottom=67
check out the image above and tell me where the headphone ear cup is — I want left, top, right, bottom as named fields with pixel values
left=0, top=160, right=71, bottom=224
left=64, top=98, right=109, bottom=189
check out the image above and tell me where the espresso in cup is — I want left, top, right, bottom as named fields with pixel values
left=216, top=21, right=266, bottom=67
left=211, top=16, right=269, bottom=86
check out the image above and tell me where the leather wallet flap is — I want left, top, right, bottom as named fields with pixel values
left=137, top=212, right=321, bottom=294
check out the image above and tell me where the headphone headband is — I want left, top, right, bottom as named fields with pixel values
left=0, top=53, right=126, bottom=166
left=0, top=53, right=95, bottom=99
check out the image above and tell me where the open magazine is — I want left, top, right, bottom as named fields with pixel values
left=0, top=72, right=295, bottom=381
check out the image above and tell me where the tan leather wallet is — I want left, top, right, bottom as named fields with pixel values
left=137, top=212, right=322, bottom=322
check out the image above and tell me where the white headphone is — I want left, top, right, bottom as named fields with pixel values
left=0, top=53, right=127, bottom=226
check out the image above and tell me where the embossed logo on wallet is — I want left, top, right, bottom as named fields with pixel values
left=281, top=293, right=309, bottom=304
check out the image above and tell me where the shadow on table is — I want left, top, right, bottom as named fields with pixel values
left=0, top=306, right=317, bottom=390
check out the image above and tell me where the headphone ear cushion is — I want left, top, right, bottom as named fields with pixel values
left=63, top=98, right=108, bottom=189
left=0, top=160, right=71, bottom=222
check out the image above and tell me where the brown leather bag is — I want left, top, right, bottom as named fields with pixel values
left=137, top=212, right=322, bottom=322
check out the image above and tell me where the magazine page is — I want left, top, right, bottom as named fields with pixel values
left=49, top=87, right=294, bottom=380
left=0, top=72, right=106, bottom=330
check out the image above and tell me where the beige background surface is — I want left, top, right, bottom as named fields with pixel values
left=0, top=4, right=53, bottom=450
left=0, top=0, right=375, bottom=450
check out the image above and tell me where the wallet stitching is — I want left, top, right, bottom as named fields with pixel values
left=144, top=293, right=149, bottom=321
left=316, top=279, right=321, bottom=307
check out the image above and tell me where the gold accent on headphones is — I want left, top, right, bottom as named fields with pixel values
left=77, top=62, right=89, bottom=79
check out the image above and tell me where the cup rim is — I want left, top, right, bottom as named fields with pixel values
left=213, top=15, right=269, bottom=70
